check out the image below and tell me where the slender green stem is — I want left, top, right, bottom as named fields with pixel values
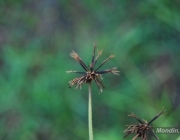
left=88, top=83, right=93, bottom=140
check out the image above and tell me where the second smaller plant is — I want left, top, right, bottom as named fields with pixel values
left=124, top=109, right=165, bottom=140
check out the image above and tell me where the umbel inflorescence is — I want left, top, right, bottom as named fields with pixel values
left=66, top=43, right=119, bottom=92
left=124, top=109, right=165, bottom=140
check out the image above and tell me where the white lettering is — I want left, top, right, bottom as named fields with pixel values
left=156, top=128, right=179, bottom=134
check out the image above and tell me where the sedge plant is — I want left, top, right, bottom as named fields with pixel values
left=124, top=109, right=165, bottom=140
left=66, top=43, right=119, bottom=140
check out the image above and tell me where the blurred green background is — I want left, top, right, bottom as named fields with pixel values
left=0, top=0, right=180, bottom=140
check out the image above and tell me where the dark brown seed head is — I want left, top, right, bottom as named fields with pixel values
left=124, top=110, right=165, bottom=140
left=66, top=44, right=120, bottom=92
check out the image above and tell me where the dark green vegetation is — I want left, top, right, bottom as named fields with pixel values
left=0, top=0, right=180, bottom=140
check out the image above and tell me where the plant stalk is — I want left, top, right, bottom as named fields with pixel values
left=88, top=83, right=93, bottom=140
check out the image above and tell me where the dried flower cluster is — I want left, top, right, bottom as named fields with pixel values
left=124, top=110, right=165, bottom=140
left=67, top=44, right=119, bottom=92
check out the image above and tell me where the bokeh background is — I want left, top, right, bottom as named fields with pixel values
left=0, top=0, right=180, bottom=140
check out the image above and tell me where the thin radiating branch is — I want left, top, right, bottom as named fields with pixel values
left=94, top=77, right=104, bottom=92
left=94, top=55, right=115, bottom=71
left=68, top=76, right=86, bottom=88
left=90, top=43, right=97, bottom=71
left=149, top=128, right=160, bottom=140
left=76, top=76, right=86, bottom=89
left=66, top=71, right=86, bottom=74
left=132, top=134, right=139, bottom=140
left=124, top=125, right=136, bottom=138
left=128, top=113, right=145, bottom=124
left=148, top=109, right=165, bottom=125
left=96, top=67, right=120, bottom=75
left=93, top=49, right=103, bottom=67
left=70, top=51, right=89, bottom=71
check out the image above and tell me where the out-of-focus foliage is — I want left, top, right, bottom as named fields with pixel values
left=0, top=0, right=180, bottom=140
